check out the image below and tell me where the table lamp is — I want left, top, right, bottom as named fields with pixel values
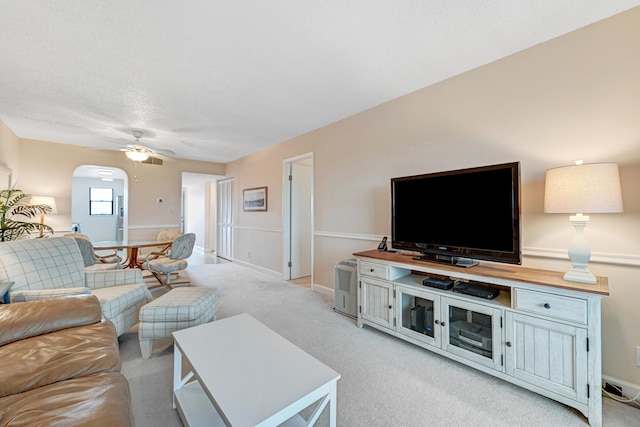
left=544, top=161, right=623, bottom=284
left=30, top=196, right=58, bottom=237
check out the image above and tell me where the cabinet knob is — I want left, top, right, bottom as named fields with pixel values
left=388, top=305, right=392, bottom=309
left=370, top=269, right=375, bottom=272
left=543, top=303, right=551, bottom=309
left=440, top=321, right=446, bottom=327
left=506, top=341, right=512, bottom=347
left=434, top=320, right=440, bottom=325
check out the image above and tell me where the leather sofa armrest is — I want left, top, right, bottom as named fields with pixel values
left=0, top=294, right=102, bottom=346
left=9, top=287, right=92, bottom=303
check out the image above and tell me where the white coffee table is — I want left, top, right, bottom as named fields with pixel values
left=172, top=313, right=341, bottom=426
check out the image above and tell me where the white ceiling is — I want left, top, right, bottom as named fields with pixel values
left=1, top=1, right=639, bottom=163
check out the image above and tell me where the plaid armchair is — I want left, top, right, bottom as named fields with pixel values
left=0, top=237, right=151, bottom=336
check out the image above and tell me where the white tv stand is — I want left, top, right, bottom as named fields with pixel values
left=354, top=250, right=608, bottom=427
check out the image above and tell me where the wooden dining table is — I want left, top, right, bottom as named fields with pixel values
left=92, top=240, right=173, bottom=269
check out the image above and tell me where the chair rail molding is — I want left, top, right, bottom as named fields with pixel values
left=315, top=231, right=640, bottom=268
left=233, top=225, right=282, bottom=233
left=523, top=247, right=640, bottom=268
left=129, top=224, right=181, bottom=230
left=314, top=230, right=382, bottom=242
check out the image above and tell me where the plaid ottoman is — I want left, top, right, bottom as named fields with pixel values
left=138, top=287, right=217, bottom=359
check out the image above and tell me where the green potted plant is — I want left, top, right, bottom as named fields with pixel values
left=0, top=189, right=54, bottom=241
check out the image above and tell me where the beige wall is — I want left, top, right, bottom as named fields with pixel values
left=225, top=9, right=640, bottom=385
left=0, top=120, right=20, bottom=183
left=13, top=138, right=224, bottom=240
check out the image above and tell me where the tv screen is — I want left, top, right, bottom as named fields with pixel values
left=391, top=162, right=521, bottom=266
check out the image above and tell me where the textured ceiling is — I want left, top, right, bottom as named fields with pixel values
left=1, top=1, right=639, bottom=163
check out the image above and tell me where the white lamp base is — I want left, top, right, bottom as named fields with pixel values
left=564, top=215, right=597, bottom=284
left=563, top=267, right=596, bottom=284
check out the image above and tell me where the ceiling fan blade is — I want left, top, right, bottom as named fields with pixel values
left=148, top=153, right=172, bottom=162
left=105, top=137, right=131, bottom=146
left=154, top=148, right=176, bottom=156
left=180, top=140, right=209, bottom=150
left=85, top=146, right=117, bottom=151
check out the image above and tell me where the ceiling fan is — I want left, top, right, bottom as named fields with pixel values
left=108, top=129, right=176, bottom=161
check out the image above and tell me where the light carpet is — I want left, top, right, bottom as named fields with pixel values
left=119, top=263, right=639, bottom=426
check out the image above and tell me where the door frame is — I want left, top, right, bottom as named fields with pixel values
left=282, top=152, right=314, bottom=288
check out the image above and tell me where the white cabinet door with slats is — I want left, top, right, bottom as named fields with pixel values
left=360, top=277, right=394, bottom=330
left=505, top=312, right=588, bottom=404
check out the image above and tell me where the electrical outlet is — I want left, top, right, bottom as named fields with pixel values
left=636, top=346, right=640, bottom=367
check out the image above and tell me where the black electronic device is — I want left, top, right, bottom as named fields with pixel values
left=449, top=320, right=493, bottom=358
left=391, top=162, right=521, bottom=266
left=410, top=305, right=434, bottom=336
left=422, top=277, right=454, bottom=290
left=410, top=305, right=426, bottom=333
left=377, top=236, right=388, bottom=252
left=452, top=282, right=500, bottom=300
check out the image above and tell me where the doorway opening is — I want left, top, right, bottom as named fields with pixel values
left=181, top=172, right=226, bottom=257
left=71, top=165, right=128, bottom=241
left=283, top=153, right=313, bottom=289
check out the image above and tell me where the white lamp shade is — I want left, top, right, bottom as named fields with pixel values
left=30, top=196, right=58, bottom=214
left=544, top=163, right=623, bottom=214
left=125, top=150, right=149, bottom=162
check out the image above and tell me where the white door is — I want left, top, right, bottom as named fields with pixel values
left=283, top=154, right=313, bottom=282
left=216, top=178, right=234, bottom=261
left=290, top=161, right=312, bottom=279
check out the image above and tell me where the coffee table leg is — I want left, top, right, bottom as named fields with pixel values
left=329, top=380, right=337, bottom=427
left=173, top=343, right=182, bottom=409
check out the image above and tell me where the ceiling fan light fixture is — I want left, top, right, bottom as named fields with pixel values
left=125, top=150, right=149, bottom=162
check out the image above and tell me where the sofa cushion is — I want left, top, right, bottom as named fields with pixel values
left=84, top=268, right=144, bottom=289
left=0, top=237, right=85, bottom=292
left=139, top=287, right=218, bottom=322
left=0, top=294, right=102, bottom=346
left=0, top=371, right=133, bottom=427
left=9, top=286, right=92, bottom=303
left=91, top=284, right=151, bottom=319
left=0, top=320, right=120, bottom=398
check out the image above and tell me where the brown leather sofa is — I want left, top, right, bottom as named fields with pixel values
left=0, top=295, right=133, bottom=426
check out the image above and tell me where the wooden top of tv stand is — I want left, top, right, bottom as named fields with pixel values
left=353, top=250, right=609, bottom=296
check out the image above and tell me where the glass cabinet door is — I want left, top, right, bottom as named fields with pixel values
left=442, top=297, right=503, bottom=371
left=396, top=285, right=440, bottom=348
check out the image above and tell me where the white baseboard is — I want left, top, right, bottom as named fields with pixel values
left=230, top=258, right=282, bottom=280
left=312, top=283, right=334, bottom=297
left=602, top=375, right=640, bottom=406
left=230, top=259, right=336, bottom=298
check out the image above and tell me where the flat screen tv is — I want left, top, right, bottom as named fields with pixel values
left=391, top=161, right=521, bottom=266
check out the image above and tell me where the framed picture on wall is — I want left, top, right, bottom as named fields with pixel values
left=243, top=187, right=268, bottom=212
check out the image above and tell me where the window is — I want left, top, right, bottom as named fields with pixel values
left=90, top=187, right=114, bottom=215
